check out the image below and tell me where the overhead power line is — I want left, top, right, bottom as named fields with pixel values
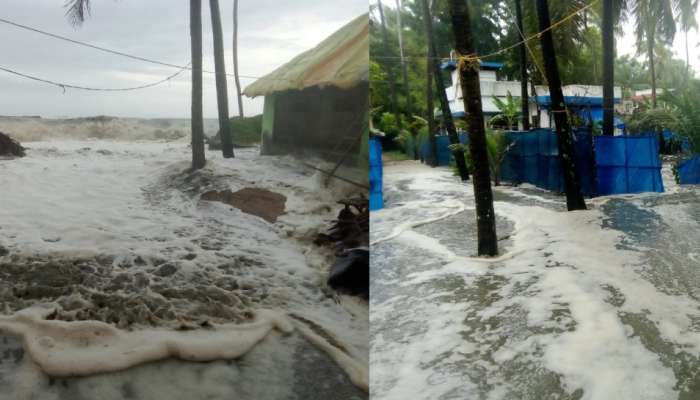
left=0, top=63, right=189, bottom=92
left=0, top=16, right=260, bottom=80
left=372, top=0, right=598, bottom=65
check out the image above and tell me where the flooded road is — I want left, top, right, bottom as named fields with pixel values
left=370, top=161, right=700, bottom=400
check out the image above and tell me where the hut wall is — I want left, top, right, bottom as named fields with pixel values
left=263, top=82, right=368, bottom=165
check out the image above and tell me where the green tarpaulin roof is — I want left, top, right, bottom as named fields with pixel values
left=243, top=13, right=368, bottom=98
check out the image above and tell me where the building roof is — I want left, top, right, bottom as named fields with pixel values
left=440, top=60, right=504, bottom=71
left=243, top=14, right=368, bottom=98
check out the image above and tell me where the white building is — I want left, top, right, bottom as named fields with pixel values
left=441, top=60, right=624, bottom=132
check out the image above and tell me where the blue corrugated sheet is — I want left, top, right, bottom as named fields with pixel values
left=534, top=96, right=621, bottom=106
left=500, top=130, right=663, bottom=196
left=369, top=137, right=383, bottom=211
left=594, top=135, right=664, bottom=195
left=418, top=133, right=470, bottom=166
left=500, top=129, right=596, bottom=196
left=419, top=135, right=460, bottom=166
left=662, top=129, right=692, bottom=152
left=678, top=156, right=700, bottom=185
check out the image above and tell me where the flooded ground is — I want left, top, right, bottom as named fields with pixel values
left=0, top=140, right=367, bottom=399
left=370, top=161, right=700, bottom=400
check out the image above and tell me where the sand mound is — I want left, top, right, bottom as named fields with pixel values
left=201, top=188, right=287, bottom=223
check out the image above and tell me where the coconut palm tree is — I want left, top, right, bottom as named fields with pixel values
left=425, top=48, right=439, bottom=167
left=446, top=0, right=498, bottom=256
left=394, top=0, right=418, bottom=160
left=631, top=0, right=676, bottom=108
left=421, top=0, right=470, bottom=180
left=376, top=0, right=403, bottom=136
left=535, top=0, right=587, bottom=211
left=64, top=0, right=208, bottom=169
left=675, top=0, right=699, bottom=81
left=191, top=0, right=206, bottom=169
left=209, top=0, right=234, bottom=158
left=601, top=0, right=615, bottom=136
left=232, top=0, right=244, bottom=117
left=514, top=0, right=530, bottom=130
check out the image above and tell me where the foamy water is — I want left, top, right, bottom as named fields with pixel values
left=371, top=162, right=700, bottom=400
left=0, top=135, right=367, bottom=398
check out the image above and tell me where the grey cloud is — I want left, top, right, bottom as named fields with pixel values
left=0, top=0, right=368, bottom=118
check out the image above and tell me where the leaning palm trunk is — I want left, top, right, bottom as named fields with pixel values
left=210, top=0, right=234, bottom=158
left=535, top=0, right=587, bottom=211
left=447, top=0, right=498, bottom=256
left=602, top=0, right=614, bottom=136
left=514, top=0, right=530, bottom=131
left=191, top=0, right=206, bottom=169
left=232, top=0, right=244, bottom=117
left=421, top=0, right=469, bottom=179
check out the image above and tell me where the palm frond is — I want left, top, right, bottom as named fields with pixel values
left=675, top=0, right=699, bottom=31
left=65, top=0, right=91, bottom=26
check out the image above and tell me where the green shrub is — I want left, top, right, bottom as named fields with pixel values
left=208, top=114, right=263, bottom=149
left=449, top=130, right=513, bottom=185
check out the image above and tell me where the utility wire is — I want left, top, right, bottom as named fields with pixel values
left=0, top=16, right=258, bottom=80
left=372, top=0, right=598, bottom=65
left=0, top=63, right=189, bottom=92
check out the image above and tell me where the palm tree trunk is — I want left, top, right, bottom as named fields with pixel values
left=426, top=47, right=439, bottom=167
left=535, top=0, right=587, bottom=211
left=394, top=0, right=418, bottom=160
left=532, top=81, right=541, bottom=127
left=647, top=30, right=657, bottom=108
left=515, top=0, right=530, bottom=131
left=447, top=0, right=498, bottom=256
left=602, top=0, right=614, bottom=136
left=422, top=0, right=469, bottom=180
left=190, top=0, right=206, bottom=170
left=686, top=29, right=691, bottom=83
left=377, top=0, right=403, bottom=137
left=232, top=0, right=244, bottom=117
left=210, top=0, right=234, bottom=158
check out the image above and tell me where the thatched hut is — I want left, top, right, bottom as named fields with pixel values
left=243, top=14, right=369, bottom=168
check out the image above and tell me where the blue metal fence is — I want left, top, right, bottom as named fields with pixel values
left=678, top=156, right=700, bottom=185
left=369, top=137, right=384, bottom=211
left=500, top=129, right=596, bottom=196
left=500, top=130, right=663, bottom=196
left=415, top=129, right=665, bottom=197
left=419, top=133, right=469, bottom=166
left=594, top=135, right=664, bottom=195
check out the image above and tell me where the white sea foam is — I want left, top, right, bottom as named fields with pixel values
left=0, top=138, right=367, bottom=394
left=371, top=162, right=697, bottom=400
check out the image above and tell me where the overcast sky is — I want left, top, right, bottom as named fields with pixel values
left=0, top=0, right=367, bottom=118
left=373, top=0, right=700, bottom=76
